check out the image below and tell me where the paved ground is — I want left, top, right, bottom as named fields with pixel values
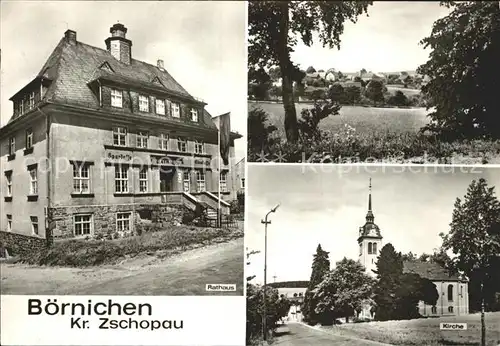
left=0, top=238, right=243, bottom=295
left=272, top=323, right=392, bottom=346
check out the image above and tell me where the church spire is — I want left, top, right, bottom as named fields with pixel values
left=366, top=178, right=374, bottom=223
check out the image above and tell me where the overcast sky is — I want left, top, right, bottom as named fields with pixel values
left=291, top=1, right=451, bottom=73
left=246, top=165, right=500, bottom=285
left=0, top=1, right=246, bottom=160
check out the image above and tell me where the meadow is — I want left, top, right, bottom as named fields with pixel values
left=248, top=102, right=500, bottom=164
left=319, top=312, right=500, bottom=346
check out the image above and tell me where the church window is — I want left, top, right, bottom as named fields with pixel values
left=373, top=242, right=377, bottom=253
left=368, top=242, right=373, bottom=254
left=431, top=306, right=437, bottom=314
left=447, top=284, right=453, bottom=301
left=448, top=306, right=454, bottom=313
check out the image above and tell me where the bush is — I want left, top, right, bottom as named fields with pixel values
left=19, top=225, right=243, bottom=267
left=248, top=107, right=279, bottom=153
left=229, top=199, right=241, bottom=214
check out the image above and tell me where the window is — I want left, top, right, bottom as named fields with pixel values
left=194, top=140, right=204, bottom=154
left=196, top=170, right=206, bottom=192
left=116, top=212, right=131, bottom=232
left=220, top=171, right=227, bottom=192
left=18, top=101, right=24, bottom=115
left=448, top=306, right=454, bottom=313
left=73, top=163, right=90, bottom=193
left=460, top=285, right=463, bottom=297
left=368, top=242, right=373, bottom=254
left=115, top=166, right=129, bottom=193
left=431, top=306, right=437, bottom=314
left=5, top=172, right=12, bottom=197
left=359, top=243, right=362, bottom=256
left=139, top=167, right=148, bottom=193
left=113, top=127, right=127, bottom=146
left=171, top=102, right=180, bottom=118
left=183, top=171, right=190, bottom=192
left=74, top=214, right=92, bottom=236
left=373, top=242, right=377, bottom=254
left=26, top=128, right=33, bottom=149
left=241, top=178, right=245, bottom=188
left=139, top=95, right=149, bottom=112
left=31, top=216, right=38, bottom=235
left=6, top=215, right=12, bottom=232
left=155, top=99, right=165, bottom=115
left=448, top=284, right=454, bottom=302
left=111, top=89, right=123, bottom=108
left=190, top=108, right=198, bottom=122
left=29, top=92, right=35, bottom=110
left=177, top=137, right=187, bottom=152
left=136, top=131, right=148, bottom=148
left=9, top=137, right=15, bottom=155
left=29, top=167, right=38, bottom=195
left=158, top=133, right=168, bottom=150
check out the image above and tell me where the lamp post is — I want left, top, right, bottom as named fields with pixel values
left=262, top=204, right=280, bottom=341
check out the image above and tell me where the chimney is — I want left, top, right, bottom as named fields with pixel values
left=157, top=59, right=164, bottom=70
left=105, top=23, right=132, bottom=65
left=64, top=29, right=77, bottom=44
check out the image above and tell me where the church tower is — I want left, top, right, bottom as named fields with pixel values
left=358, top=178, right=383, bottom=277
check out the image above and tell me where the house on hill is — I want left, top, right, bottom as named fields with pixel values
left=0, top=23, right=242, bottom=253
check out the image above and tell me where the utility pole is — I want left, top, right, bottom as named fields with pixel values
left=261, top=204, right=280, bottom=341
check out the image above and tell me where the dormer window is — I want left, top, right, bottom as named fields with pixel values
left=190, top=108, right=198, bottom=122
left=111, top=89, right=123, bottom=108
left=18, top=101, right=24, bottom=115
left=139, top=95, right=149, bottom=112
left=29, top=92, right=35, bottom=110
left=171, top=102, right=180, bottom=118
left=155, top=99, right=165, bottom=115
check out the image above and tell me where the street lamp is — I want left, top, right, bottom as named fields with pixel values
left=262, top=203, right=280, bottom=341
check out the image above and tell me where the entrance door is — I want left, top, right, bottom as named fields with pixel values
left=160, top=167, right=175, bottom=192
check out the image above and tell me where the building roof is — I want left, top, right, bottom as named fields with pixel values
left=6, top=29, right=218, bottom=131
left=403, top=261, right=462, bottom=281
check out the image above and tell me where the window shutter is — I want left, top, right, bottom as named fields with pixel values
left=166, top=100, right=171, bottom=116
left=177, top=169, right=183, bottom=186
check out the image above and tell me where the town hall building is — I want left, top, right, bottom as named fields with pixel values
left=0, top=24, right=241, bottom=249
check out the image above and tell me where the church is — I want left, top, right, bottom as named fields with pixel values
left=357, top=179, right=469, bottom=318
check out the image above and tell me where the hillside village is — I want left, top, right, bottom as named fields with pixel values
left=249, top=66, right=429, bottom=108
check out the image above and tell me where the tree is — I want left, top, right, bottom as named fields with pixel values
left=344, top=85, right=361, bottom=105
left=246, top=283, right=291, bottom=344
left=328, top=83, right=345, bottom=104
left=248, top=67, right=272, bottom=100
left=417, top=2, right=500, bottom=139
left=441, top=178, right=500, bottom=346
left=365, top=80, right=385, bottom=105
left=373, top=243, right=403, bottom=321
left=306, top=66, right=317, bottom=74
left=314, top=258, right=375, bottom=325
left=401, top=251, right=417, bottom=261
left=248, top=107, right=278, bottom=152
left=387, top=90, right=409, bottom=107
left=302, top=244, right=330, bottom=325
left=248, top=1, right=372, bottom=143
left=360, top=68, right=367, bottom=78
left=268, top=66, right=281, bottom=81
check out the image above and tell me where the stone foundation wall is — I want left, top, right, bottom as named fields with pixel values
left=0, top=231, right=47, bottom=256
left=49, top=204, right=186, bottom=239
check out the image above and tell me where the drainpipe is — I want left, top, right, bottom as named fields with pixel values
left=38, top=105, right=52, bottom=246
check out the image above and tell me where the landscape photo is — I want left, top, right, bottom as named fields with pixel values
left=248, top=1, right=500, bottom=164
left=0, top=1, right=246, bottom=295
left=246, top=165, right=500, bottom=345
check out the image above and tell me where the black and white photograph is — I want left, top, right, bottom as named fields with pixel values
left=245, top=165, right=500, bottom=345
left=248, top=1, right=500, bottom=164
left=0, top=1, right=246, bottom=296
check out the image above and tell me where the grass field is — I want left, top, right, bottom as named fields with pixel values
left=319, top=312, right=500, bottom=346
left=248, top=102, right=500, bottom=164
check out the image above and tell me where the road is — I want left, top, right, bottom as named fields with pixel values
left=272, top=323, right=392, bottom=346
left=0, top=238, right=243, bottom=295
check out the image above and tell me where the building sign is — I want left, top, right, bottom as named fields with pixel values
left=107, top=152, right=133, bottom=162
left=151, top=155, right=211, bottom=169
